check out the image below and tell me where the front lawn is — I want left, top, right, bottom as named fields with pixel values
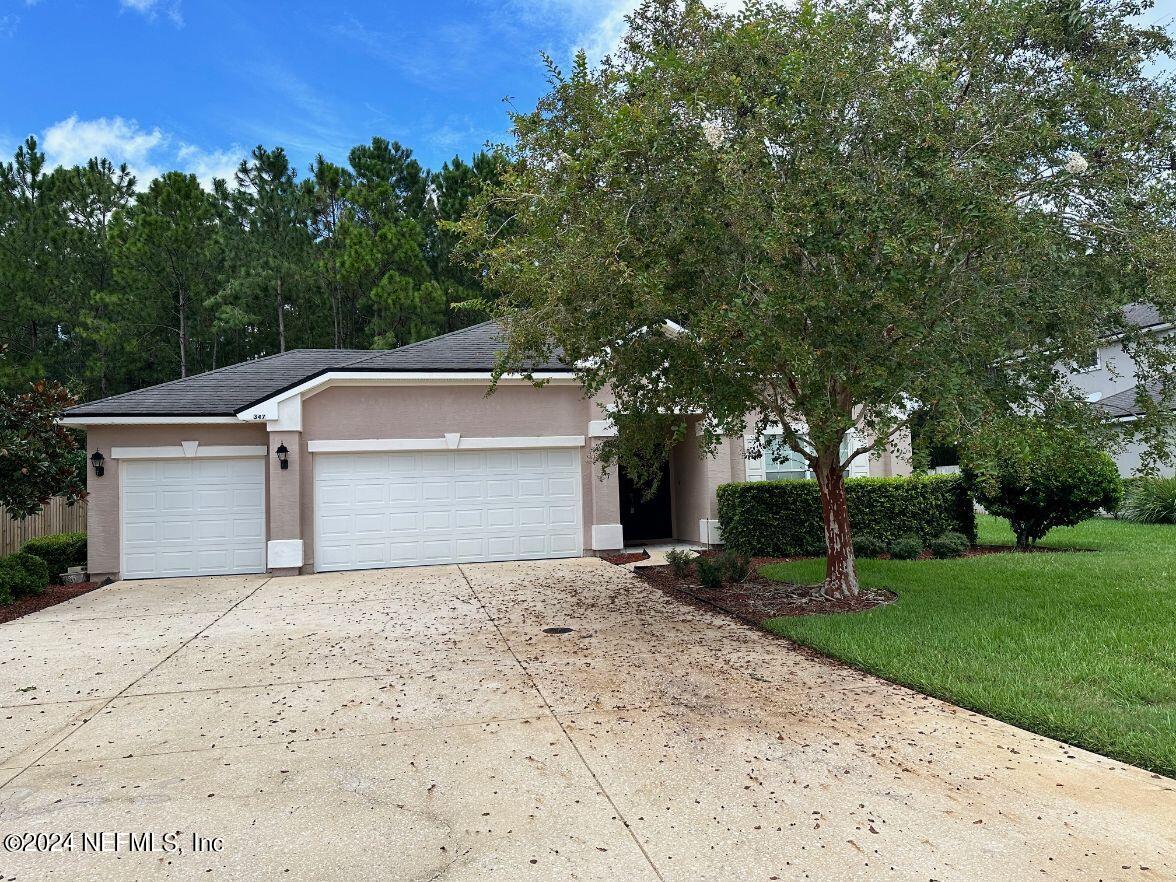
left=760, top=516, right=1176, bottom=777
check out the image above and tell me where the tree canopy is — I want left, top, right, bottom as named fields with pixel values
left=457, top=0, right=1176, bottom=596
left=0, top=135, right=507, bottom=397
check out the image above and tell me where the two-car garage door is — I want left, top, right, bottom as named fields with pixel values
left=314, top=448, right=582, bottom=572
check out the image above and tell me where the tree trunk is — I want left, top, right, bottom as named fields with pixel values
left=332, top=285, right=341, bottom=349
left=276, top=277, right=287, bottom=353
left=815, top=449, right=860, bottom=599
left=178, top=287, right=189, bottom=378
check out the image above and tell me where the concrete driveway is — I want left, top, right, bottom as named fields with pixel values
left=0, top=558, right=1171, bottom=881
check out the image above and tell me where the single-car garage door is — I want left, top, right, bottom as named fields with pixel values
left=121, top=458, right=266, bottom=579
left=314, top=448, right=582, bottom=571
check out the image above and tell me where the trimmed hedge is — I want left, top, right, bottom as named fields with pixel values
left=21, top=532, right=87, bottom=582
left=717, top=475, right=976, bottom=557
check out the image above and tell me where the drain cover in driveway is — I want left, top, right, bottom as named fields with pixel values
left=542, top=627, right=574, bottom=635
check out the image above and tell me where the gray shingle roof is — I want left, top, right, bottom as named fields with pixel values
left=1122, top=303, right=1167, bottom=331
left=1096, top=382, right=1174, bottom=419
left=65, top=321, right=570, bottom=418
left=346, top=321, right=567, bottom=373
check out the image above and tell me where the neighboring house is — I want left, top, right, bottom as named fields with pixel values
left=61, top=321, right=910, bottom=581
left=1065, top=304, right=1175, bottom=477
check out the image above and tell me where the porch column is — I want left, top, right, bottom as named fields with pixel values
left=267, top=430, right=303, bottom=575
left=587, top=397, right=623, bottom=551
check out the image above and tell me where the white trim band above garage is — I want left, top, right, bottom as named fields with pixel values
left=307, top=435, right=585, bottom=454
left=110, top=445, right=268, bottom=460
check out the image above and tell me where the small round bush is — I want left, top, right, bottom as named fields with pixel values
left=927, top=531, right=969, bottom=559
left=889, top=535, right=924, bottom=560
left=964, top=418, right=1121, bottom=549
left=694, top=556, right=724, bottom=591
left=0, top=561, right=25, bottom=605
left=1, top=553, right=49, bottom=597
left=852, top=533, right=887, bottom=558
left=1120, top=477, right=1176, bottom=524
left=718, top=551, right=751, bottom=583
left=665, top=548, right=695, bottom=577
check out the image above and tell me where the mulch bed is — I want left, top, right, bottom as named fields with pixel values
left=0, top=582, right=102, bottom=625
left=632, top=559, right=894, bottom=623
left=601, top=550, right=650, bottom=565
left=620, top=542, right=1090, bottom=624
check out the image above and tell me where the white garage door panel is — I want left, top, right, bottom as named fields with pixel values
left=121, top=458, right=266, bottom=579
left=315, top=448, right=583, bottom=571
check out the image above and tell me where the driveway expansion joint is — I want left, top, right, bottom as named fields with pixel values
left=456, top=564, right=668, bottom=882
left=0, top=576, right=276, bottom=792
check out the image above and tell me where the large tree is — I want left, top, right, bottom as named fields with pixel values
left=222, top=146, right=316, bottom=354
left=0, top=349, right=85, bottom=519
left=113, top=172, right=224, bottom=378
left=340, top=138, right=444, bottom=347
left=0, top=137, right=71, bottom=388
left=457, top=0, right=1176, bottom=597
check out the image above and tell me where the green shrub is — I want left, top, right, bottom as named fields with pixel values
left=695, top=556, right=724, bottom=591
left=1120, top=477, right=1176, bottom=524
left=0, top=553, right=48, bottom=603
left=890, top=535, right=924, bottom=560
left=5, top=552, right=49, bottom=597
left=717, top=551, right=751, bottom=583
left=717, top=475, right=976, bottom=557
left=927, top=531, right=969, bottom=559
left=665, top=548, right=696, bottom=576
left=852, top=533, right=887, bottom=558
left=21, top=532, right=87, bottom=582
left=964, top=420, right=1120, bottom=548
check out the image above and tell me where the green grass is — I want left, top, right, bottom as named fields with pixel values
left=760, top=516, right=1176, bottom=777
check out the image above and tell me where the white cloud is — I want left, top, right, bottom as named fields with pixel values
left=513, top=0, right=745, bottom=62
left=176, top=143, right=241, bottom=186
left=120, top=0, right=184, bottom=27
left=39, top=115, right=241, bottom=189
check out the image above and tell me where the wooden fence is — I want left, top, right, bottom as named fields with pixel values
left=0, top=498, right=87, bottom=556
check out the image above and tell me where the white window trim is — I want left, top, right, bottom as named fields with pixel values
left=753, top=428, right=869, bottom=481
left=1073, top=350, right=1102, bottom=374
left=307, top=435, right=585, bottom=454
left=110, top=445, right=268, bottom=460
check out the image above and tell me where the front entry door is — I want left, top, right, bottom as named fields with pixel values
left=619, top=460, right=673, bottom=543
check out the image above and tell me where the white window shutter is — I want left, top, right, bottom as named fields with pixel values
left=847, top=429, right=870, bottom=478
left=744, top=435, right=765, bottom=482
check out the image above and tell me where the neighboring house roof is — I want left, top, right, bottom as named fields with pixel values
left=64, top=321, right=570, bottom=418
left=1096, top=381, right=1174, bottom=420
left=1122, top=303, right=1167, bottom=332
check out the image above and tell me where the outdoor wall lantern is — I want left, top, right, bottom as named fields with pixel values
left=90, top=449, right=105, bottom=477
left=275, top=442, right=290, bottom=470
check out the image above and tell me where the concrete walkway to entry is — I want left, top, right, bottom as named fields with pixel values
left=0, top=558, right=1171, bottom=880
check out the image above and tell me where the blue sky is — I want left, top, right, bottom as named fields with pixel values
left=0, top=0, right=647, bottom=183
left=1, top=0, right=1174, bottom=185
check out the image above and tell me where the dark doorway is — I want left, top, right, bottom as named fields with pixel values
left=619, top=460, right=673, bottom=543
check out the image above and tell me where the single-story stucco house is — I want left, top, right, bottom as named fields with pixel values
left=61, top=321, right=911, bottom=581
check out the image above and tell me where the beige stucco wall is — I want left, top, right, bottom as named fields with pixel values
left=79, top=383, right=767, bottom=578
left=298, top=383, right=609, bottom=571
left=83, top=424, right=270, bottom=578
left=670, top=420, right=739, bottom=543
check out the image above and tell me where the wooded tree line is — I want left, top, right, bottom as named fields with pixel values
left=0, top=136, right=507, bottom=400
